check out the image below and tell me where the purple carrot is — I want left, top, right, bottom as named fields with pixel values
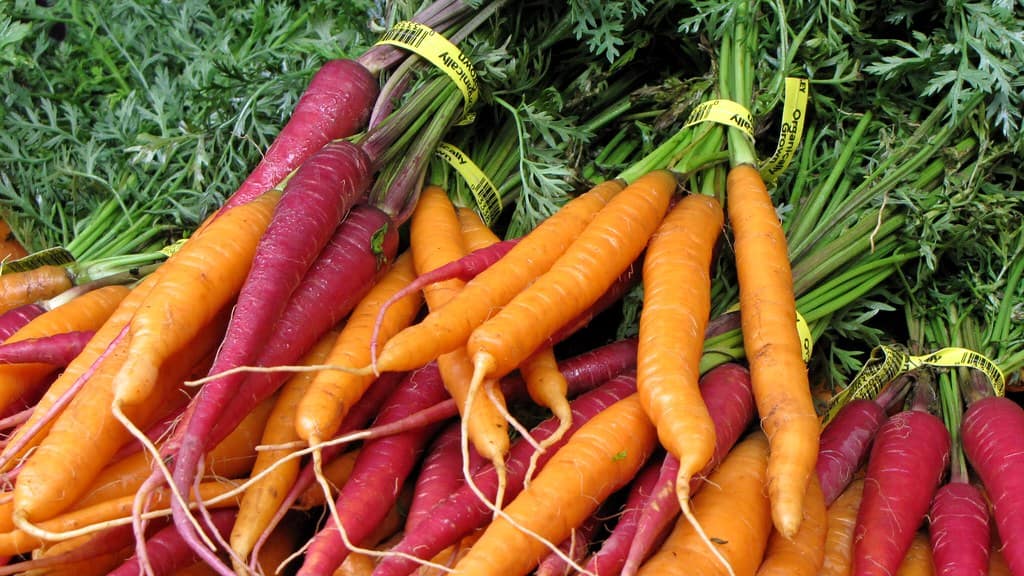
left=620, top=363, right=755, bottom=576
left=581, top=455, right=663, bottom=576
left=0, top=303, right=44, bottom=342
left=816, top=376, right=909, bottom=505
left=169, top=204, right=399, bottom=575
left=535, top=511, right=602, bottom=576
left=0, top=523, right=138, bottom=576
left=852, top=376, right=950, bottom=576
left=406, top=419, right=486, bottom=531
left=204, top=139, right=372, bottom=412
left=370, top=372, right=639, bottom=576
left=296, top=364, right=452, bottom=576
left=110, top=509, right=237, bottom=576
left=218, top=60, right=378, bottom=212
left=961, top=395, right=1024, bottom=576
left=0, top=330, right=94, bottom=366
left=370, top=238, right=520, bottom=361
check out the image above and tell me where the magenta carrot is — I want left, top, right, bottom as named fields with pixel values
left=928, top=480, right=989, bottom=576
left=535, top=513, right=601, bottom=576
left=960, top=395, right=1024, bottom=576
left=0, top=304, right=44, bottom=342
left=203, top=139, right=373, bottom=403
left=852, top=379, right=950, bottom=576
left=621, top=362, right=756, bottom=576
left=406, top=420, right=486, bottom=532
left=169, top=204, right=399, bottom=573
left=581, top=456, right=663, bottom=576
left=216, top=59, right=378, bottom=214
left=296, top=364, right=451, bottom=576
left=816, top=375, right=909, bottom=506
left=370, top=372, right=639, bottom=576
left=109, top=509, right=237, bottom=576
left=0, top=330, right=94, bottom=366
left=0, top=524, right=137, bottom=576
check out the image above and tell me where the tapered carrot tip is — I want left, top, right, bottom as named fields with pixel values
left=112, top=357, right=159, bottom=406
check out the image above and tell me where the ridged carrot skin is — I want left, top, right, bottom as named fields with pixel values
left=928, top=480, right=989, bottom=576
left=636, top=432, right=773, bottom=576
left=450, top=393, right=657, bottom=576
left=0, top=285, right=128, bottom=415
left=0, top=265, right=73, bottom=315
left=819, top=477, right=865, bottom=576
left=373, top=179, right=623, bottom=373
left=113, top=189, right=281, bottom=407
left=756, top=475, right=828, bottom=576
left=727, top=163, right=818, bottom=538
left=469, top=170, right=677, bottom=381
left=637, top=193, right=723, bottom=510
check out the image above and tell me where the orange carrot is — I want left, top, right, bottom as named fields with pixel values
left=450, top=393, right=657, bottom=576
left=637, top=432, right=773, bottom=576
left=372, top=179, right=623, bottom=373
left=0, top=480, right=239, bottom=556
left=517, top=346, right=571, bottom=483
left=0, top=265, right=73, bottom=314
left=897, top=532, right=936, bottom=576
left=0, top=267, right=166, bottom=470
left=295, top=449, right=361, bottom=509
left=819, top=477, right=866, bottom=576
left=409, top=186, right=510, bottom=492
left=990, top=546, right=1012, bottom=576
left=637, top=193, right=723, bottom=532
left=455, top=207, right=499, bottom=250
left=467, top=169, right=677, bottom=385
left=112, top=189, right=281, bottom=408
left=10, top=307, right=229, bottom=524
left=756, top=474, right=827, bottom=576
left=0, top=219, right=28, bottom=262
left=294, top=254, right=420, bottom=445
left=231, top=330, right=339, bottom=568
left=727, top=163, right=818, bottom=538
left=0, top=285, right=129, bottom=414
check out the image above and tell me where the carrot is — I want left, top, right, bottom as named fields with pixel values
left=517, top=346, right=572, bottom=483
left=0, top=285, right=128, bottom=415
left=637, top=192, right=723, bottom=549
left=295, top=251, right=421, bottom=446
left=109, top=508, right=238, bottom=576
left=294, top=449, right=361, bottom=509
left=10, top=306, right=229, bottom=525
left=636, top=432, right=773, bottom=576
left=0, top=330, right=93, bottom=366
left=450, top=393, right=657, bottom=576
left=727, top=163, right=818, bottom=538
left=0, top=525, right=135, bottom=576
left=960, top=396, right=1024, bottom=575
left=203, top=139, right=372, bottom=419
left=535, top=513, right=601, bottom=576
left=0, top=303, right=44, bottom=341
left=755, top=475, right=827, bottom=576
left=580, top=456, right=664, bottom=576
left=215, top=59, right=378, bottom=214
left=897, top=532, right=936, bottom=576
left=852, top=385, right=950, bottom=576
left=406, top=420, right=486, bottom=532
left=0, top=265, right=73, bottom=314
left=112, top=189, right=280, bottom=408
left=820, top=477, right=866, bottom=576
left=622, top=363, right=756, bottom=576
left=0, top=480, right=239, bottom=556
left=230, top=330, right=339, bottom=570
left=373, top=373, right=640, bottom=576
left=297, top=363, right=451, bottom=576
left=989, top=546, right=1012, bottom=576
left=928, top=480, right=989, bottom=576
left=816, top=399, right=888, bottom=506
left=372, top=178, right=624, bottom=373
left=466, top=169, right=677, bottom=389
left=0, top=218, right=28, bottom=262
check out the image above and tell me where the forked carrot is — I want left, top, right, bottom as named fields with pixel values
left=466, top=170, right=677, bottom=393
left=727, top=163, right=818, bottom=538
left=450, top=393, right=657, bottom=576
left=409, top=186, right=510, bottom=505
left=517, top=346, right=571, bottom=484
left=0, top=265, right=73, bottom=315
left=371, top=179, right=624, bottom=373
left=294, top=253, right=420, bottom=446
left=111, top=189, right=281, bottom=408
left=231, top=330, right=340, bottom=570
left=0, top=285, right=129, bottom=415
left=637, top=192, right=723, bottom=548
left=755, top=475, right=827, bottom=576
left=637, top=432, right=773, bottom=576
left=819, top=477, right=865, bottom=576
